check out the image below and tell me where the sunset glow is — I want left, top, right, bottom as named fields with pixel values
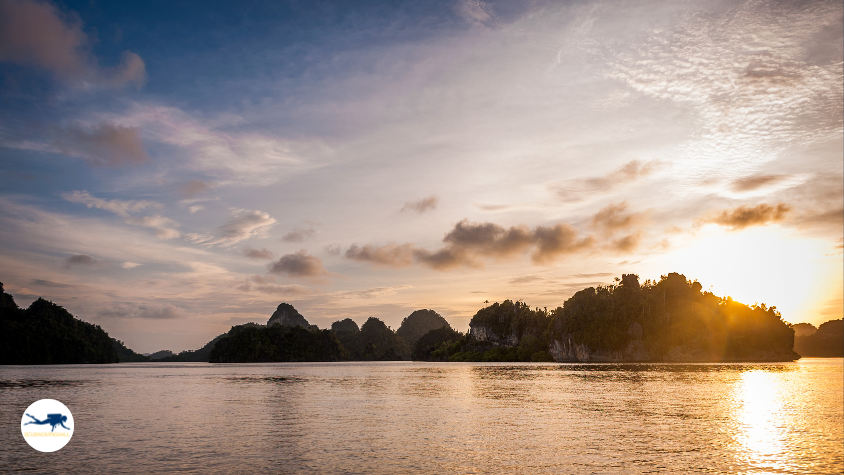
left=0, top=0, right=840, bottom=353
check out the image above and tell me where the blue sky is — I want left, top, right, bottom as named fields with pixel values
left=0, top=0, right=841, bottom=353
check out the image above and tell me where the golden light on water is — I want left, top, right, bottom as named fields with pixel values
left=734, top=370, right=787, bottom=474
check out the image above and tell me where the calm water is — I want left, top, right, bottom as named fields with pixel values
left=0, top=359, right=841, bottom=474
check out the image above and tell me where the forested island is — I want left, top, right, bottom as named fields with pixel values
left=3, top=274, right=841, bottom=365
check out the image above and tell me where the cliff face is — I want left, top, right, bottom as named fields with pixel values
left=267, top=303, right=310, bottom=328
left=549, top=323, right=649, bottom=362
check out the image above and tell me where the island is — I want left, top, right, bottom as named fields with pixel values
left=3, top=273, right=839, bottom=365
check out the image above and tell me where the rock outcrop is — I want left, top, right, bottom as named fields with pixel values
left=267, top=303, right=310, bottom=328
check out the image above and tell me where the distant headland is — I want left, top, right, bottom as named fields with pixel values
left=2, top=273, right=841, bottom=365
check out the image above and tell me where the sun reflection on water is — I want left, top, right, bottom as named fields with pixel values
left=735, top=370, right=787, bottom=474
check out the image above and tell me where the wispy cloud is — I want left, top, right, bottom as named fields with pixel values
left=62, top=190, right=161, bottom=218
left=187, top=209, right=275, bottom=247
left=554, top=160, right=663, bottom=203
left=99, top=303, right=183, bottom=319
left=63, top=190, right=179, bottom=239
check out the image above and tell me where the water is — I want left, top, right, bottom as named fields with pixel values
left=1, top=359, right=841, bottom=474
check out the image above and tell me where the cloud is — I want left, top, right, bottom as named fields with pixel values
left=456, top=0, right=497, bottom=27
left=64, top=254, right=100, bottom=268
left=609, top=232, right=642, bottom=253
left=187, top=209, right=276, bottom=247
left=243, top=246, right=274, bottom=259
left=701, top=203, right=792, bottom=231
left=590, top=201, right=645, bottom=234
left=348, top=218, right=594, bottom=270
left=555, top=160, right=662, bottom=203
left=508, top=275, right=544, bottom=285
left=124, top=215, right=180, bottom=239
left=121, top=262, right=141, bottom=269
left=607, top=1, right=842, bottom=173
left=62, top=190, right=178, bottom=239
left=54, top=124, right=149, bottom=167
left=62, top=190, right=161, bottom=218
left=281, top=227, right=316, bottom=242
left=98, top=303, right=183, bottom=319
left=730, top=175, right=791, bottom=193
left=345, top=243, right=415, bottom=267
left=401, top=196, right=439, bottom=214
left=179, top=180, right=213, bottom=198
left=30, top=279, right=73, bottom=288
left=0, top=0, right=145, bottom=87
left=268, top=250, right=328, bottom=277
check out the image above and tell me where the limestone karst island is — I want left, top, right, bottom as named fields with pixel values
left=2, top=273, right=841, bottom=365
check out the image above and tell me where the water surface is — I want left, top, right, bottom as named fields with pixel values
left=1, top=359, right=841, bottom=473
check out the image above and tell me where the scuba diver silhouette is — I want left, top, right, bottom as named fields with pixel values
left=24, top=413, right=71, bottom=432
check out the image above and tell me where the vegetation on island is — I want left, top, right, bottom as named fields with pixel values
left=793, top=319, right=843, bottom=357
left=0, top=282, right=118, bottom=364
left=4, top=272, right=833, bottom=364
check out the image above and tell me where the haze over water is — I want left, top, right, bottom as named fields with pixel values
left=1, top=359, right=841, bottom=474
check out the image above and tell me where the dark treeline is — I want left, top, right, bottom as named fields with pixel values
left=0, top=282, right=121, bottom=364
left=3, top=273, right=826, bottom=364
left=422, top=273, right=799, bottom=362
left=210, top=308, right=449, bottom=363
left=794, top=320, right=843, bottom=357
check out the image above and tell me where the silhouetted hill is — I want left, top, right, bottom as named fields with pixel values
left=358, top=317, right=410, bottom=360
left=157, top=334, right=226, bottom=362
left=112, top=339, right=150, bottom=362
left=396, top=309, right=451, bottom=346
left=209, top=324, right=347, bottom=362
left=794, top=319, right=843, bottom=357
left=0, top=282, right=118, bottom=364
left=148, top=350, right=175, bottom=360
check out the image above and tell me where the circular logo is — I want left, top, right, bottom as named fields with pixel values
left=21, top=399, right=74, bottom=452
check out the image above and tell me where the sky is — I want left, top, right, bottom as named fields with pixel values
left=0, top=0, right=841, bottom=353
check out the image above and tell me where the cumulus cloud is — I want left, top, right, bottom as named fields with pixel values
left=555, top=160, right=662, bottom=203
left=590, top=201, right=646, bottom=234
left=348, top=218, right=594, bottom=270
left=281, top=227, right=316, bottom=242
left=701, top=203, right=792, bottom=230
left=0, top=0, right=145, bottom=87
left=53, top=123, right=149, bottom=167
left=187, top=209, right=276, bottom=247
left=243, top=246, right=274, bottom=259
left=610, top=232, right=642, bottom=253
left=268, top=250, right=328, bottom=277
left=345, top=243, right=415, bottom=267
left=401, top=196, right=439, bottom=214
